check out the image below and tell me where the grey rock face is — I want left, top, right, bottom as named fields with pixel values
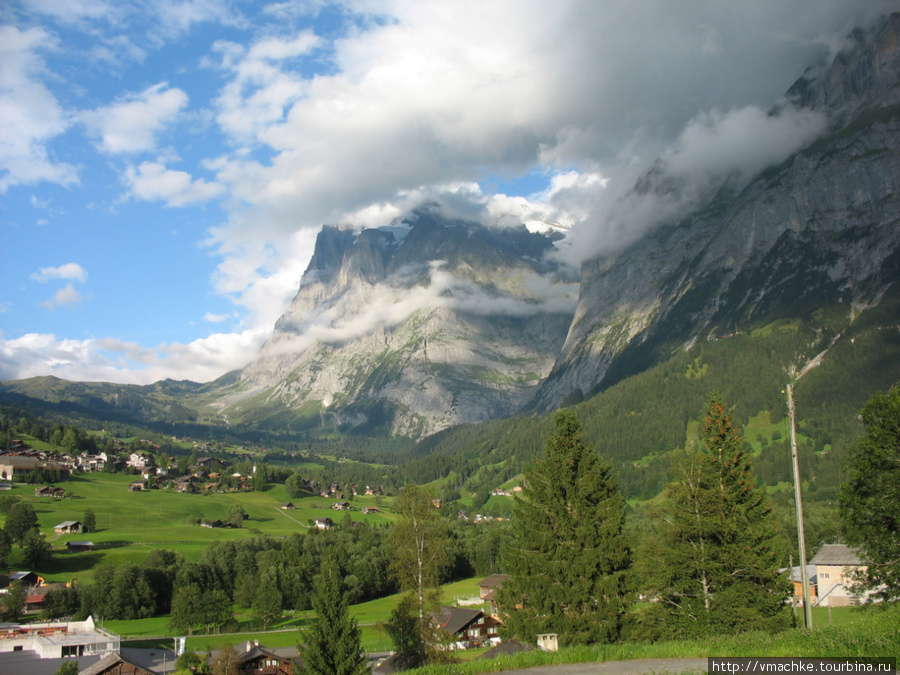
left=227, top=212, right=577, bottom=437
left=533, top=13, right=900, bottom=410
left=220, top=14, right=900, bottom=437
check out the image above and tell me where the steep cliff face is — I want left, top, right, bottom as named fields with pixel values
left=533, top=14, right=900, bottom=410
left=223, top=211, right=577, bottom=437
left=220, top=14, right=900, bottom=436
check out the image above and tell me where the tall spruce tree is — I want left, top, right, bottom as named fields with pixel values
left=645, top=394, right=789, bottom=638
left=839, top=385, right=900, bottom=600
left=301, top=553, right=368, bottom=675
left=498, top=410, right=631, bottom=646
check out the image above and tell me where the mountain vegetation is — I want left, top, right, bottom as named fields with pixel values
left=639, top=395, right=790, bottom=639
left=499, top=411, right=631, bottom=646
left=839, top=384, right=900, bottom=601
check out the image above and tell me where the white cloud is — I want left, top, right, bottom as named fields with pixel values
left=80, top=83, right=188, bottom=154
left=41, top=284, right=83, bottom=309
left=125, top=161, right=225, bottom=206
left=212, top=31, right=320, bottom=141
left=31, top=262, right=88, bottom=283
left=664, top=105, right=829, bottom=187
left=203, top=312, right=229, bottom=323
left=0, top=328, right=269, bottom=384
left=203, top=0, right=887, bottom=302
left=5, top=0, right=894, bottom=386
left=269, top=261, right=579, bottom=358
left=0, top=25, right=78, bottom=193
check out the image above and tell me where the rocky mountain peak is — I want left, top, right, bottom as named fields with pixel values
left=787, top=12, right=900, bottom=110
left=228, top=210, right=577, bottom=437
left=531, top=12, right=900, bottom=411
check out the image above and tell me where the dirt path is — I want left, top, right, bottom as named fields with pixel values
left=272, top=505, right=309, bottom=527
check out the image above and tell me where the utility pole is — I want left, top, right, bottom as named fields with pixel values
left=786, top=383, right=813, bottom=629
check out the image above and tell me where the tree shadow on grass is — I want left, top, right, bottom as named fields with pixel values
left=45, top=551, right=104, bottom=576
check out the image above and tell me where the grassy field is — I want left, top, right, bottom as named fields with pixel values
left=108, top=594, right=900, bottom=671
left=409, top=603, right=900, bottom=674
left=107, top=576, right=490, bottom=653
left=1, top=472, right=395, bottom=583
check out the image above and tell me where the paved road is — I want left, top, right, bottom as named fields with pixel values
left=490, top=657, right=708, bottom=674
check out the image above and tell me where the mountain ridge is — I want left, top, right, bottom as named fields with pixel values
left=2, top=14, right=899, bottom=458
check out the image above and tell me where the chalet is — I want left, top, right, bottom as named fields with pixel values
left=361, top=507, right=380, bottom=514
left=54, top=520, right=82, bottom=534
left=67, top=541, right=94, bottom=553
left=314, top=518, right=333, bottom=530
left=476, top=574, right=510, bottom=617
left=331, top=501, right=351, bottom=511
left=9, top=571, right=44, bottom=588
left=429, top=606, right=502, bottom=650
left=79, top=648, right=176, bottom=675
left=34, top=485, right=66, bottom=498
left=281, top=502, right=296, bottom=510
left=209, top=640, right=301, bottom=675
left=127, top=481, right=146, bottom=492
left=810, top=544, right=871, bottom=606
left=78, top=453, right=107, bottom=472
left=173, top=477, right=197, bottom=493
left=196, top=457, right=226, bottom=471
left=24, top=593, right=45, bottom=613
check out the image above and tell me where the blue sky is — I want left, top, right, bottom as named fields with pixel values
left=0, top=0, right=891, bottom=384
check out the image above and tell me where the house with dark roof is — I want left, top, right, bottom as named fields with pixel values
left=429, top=606, right=503, bottom=650
left=810, top=544, right=869, bottom=606
left=208, top=640, right=300, bottom=675
left=80, top=647, right=177, bottom=675
left=9, top=571, right=43, bottom=588
left=66, top=541, right=94, bottom=553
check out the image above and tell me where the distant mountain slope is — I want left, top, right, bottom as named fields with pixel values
left=532, top=12, right=900, bottom=410
left=213, top=211, right=577, bottom=437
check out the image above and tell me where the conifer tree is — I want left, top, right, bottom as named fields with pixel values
left=839, top=385, right=900, bottom=600
left=498, top=410, right=631, bottom=646
left=645, top=393, right=789, bottom=638
left=301, top=553, right=368, bottom=675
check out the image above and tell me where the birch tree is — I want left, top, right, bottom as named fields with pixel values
left=388, top=483, right=450, bottom=620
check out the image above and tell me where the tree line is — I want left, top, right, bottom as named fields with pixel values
left=376, top=386, right=900, bottom=670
